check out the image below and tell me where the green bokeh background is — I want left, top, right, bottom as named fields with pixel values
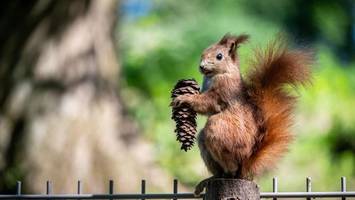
left=118, top=0, right=355, bottom=192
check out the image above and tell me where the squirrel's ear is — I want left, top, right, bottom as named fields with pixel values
left=219, top=34, right=249, bottom=60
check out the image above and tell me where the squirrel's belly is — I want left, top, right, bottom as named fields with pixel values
left=204, top=110, right=253, bottom=141
left=203, top=111, right=257, bottom=173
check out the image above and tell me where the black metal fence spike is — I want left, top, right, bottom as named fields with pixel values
left=46, top=180, right=52, bottom=195
left=16, top=181, right=21, bottom=195
left=272, top=177, right=277, bottom=200
left=109, top=180, right=114, bottom=200
left=173, top=179, right=178, bottom=200
left=141, top=180, right=146, bottom=200
left=306, top=177, right=311, bottom=200
left=341, top=177, right=346, bottom=200
left=77, top=180, right=82, bottom=194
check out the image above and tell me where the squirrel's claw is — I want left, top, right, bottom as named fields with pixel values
left=170, top=98, right=182, bottom=107
left=171, top=95, right=192, bottom=107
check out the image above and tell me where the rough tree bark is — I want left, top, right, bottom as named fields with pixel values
left=205, top=179, right=260, bottom=200
left=0, top=0, right=170, bottom=193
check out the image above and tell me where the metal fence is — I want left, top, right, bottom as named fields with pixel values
left=0, top=177, right=354, bottom=199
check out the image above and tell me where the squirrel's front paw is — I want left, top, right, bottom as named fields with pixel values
left=170, top=95, right=193, bottom=107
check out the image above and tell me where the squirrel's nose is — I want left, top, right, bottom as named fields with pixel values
left=199, top=65, right=205, bottom=70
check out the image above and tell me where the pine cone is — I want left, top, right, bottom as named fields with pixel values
left=171, top=79, right=200, bottom=151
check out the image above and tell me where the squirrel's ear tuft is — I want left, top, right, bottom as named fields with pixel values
left=234, top=34, right=249, bottom=47
left=218, top=33, right=249, bottom=46
left=219, top=33, right=249, bottom=60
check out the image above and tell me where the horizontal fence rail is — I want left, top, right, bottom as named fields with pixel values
left=0, top=177, right=354, bottom=199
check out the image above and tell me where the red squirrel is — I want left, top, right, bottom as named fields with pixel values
left=172, top=34, right=313, bottom=194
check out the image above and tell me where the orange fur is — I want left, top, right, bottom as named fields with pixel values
left=173, top=34, right=313, bottom=179
left=244, top=38, right=313, bottom=177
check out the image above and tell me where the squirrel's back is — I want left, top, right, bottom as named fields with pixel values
left=243, top=38, right=313, bottom=177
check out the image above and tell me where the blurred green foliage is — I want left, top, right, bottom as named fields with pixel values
left=118, top=0, right=355, bottom=191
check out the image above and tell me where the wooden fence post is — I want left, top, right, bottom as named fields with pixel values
left=204, top=178, right=260, bottom=200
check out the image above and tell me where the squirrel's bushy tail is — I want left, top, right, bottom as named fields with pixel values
left=244, top=39, right=313, bottom=177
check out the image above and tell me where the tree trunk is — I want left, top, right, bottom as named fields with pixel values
left=205, top=179, right=260, bottom=200
left=0, top=0, right=171, bottom=193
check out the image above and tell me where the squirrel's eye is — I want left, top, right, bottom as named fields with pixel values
left=216, top=53, right=223, bottom=60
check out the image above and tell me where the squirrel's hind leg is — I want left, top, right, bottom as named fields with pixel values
left=198, top=129, right=224, bottom=175
left=195, top=129, right=225, bottom=196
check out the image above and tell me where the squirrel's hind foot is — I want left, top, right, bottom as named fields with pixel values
left=193, top=176, right=216, bottom=197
